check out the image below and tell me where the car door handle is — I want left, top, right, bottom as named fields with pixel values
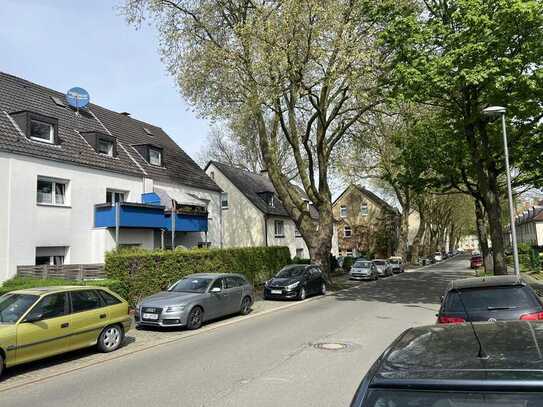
left=61, top=322, right=70, bottom=329
left=100, top=314, right=107, bottom=319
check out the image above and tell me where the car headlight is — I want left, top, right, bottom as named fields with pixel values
left=285, top=282, right=300, bottom=291
left=165, top=305, right=186, bottom=313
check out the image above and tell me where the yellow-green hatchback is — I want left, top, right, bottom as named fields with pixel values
left=0, top=286, right=131, bottom=378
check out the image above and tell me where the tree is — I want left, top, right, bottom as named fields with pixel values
left=379, top=0, right=543, bottom=274
left=122, top=0, right=386, bottom=274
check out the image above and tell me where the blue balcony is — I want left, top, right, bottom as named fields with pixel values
left=94, top=202, right=208, bottom=232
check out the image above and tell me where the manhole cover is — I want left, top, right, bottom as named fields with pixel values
left=313, top=342, right=349, bottom=351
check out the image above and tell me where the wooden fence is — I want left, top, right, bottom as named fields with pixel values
left=17, top=264, right=106, bottom=280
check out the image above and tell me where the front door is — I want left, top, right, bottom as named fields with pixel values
left=68, top=290, right=107, bottom=350
left=224, top=276, right=243, bottom=314
left=15, top=292, right=71, bottom=365
left=205, top=278, right=230, bottom=319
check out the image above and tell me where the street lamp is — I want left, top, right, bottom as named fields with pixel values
left=481, top=106, right=520, bottom=276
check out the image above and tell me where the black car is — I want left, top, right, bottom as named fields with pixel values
left=263, top=264, right=326, bottom=300
left=437, top=275, right=543, bottom=323
left=351, top=321, right=543, bottom=406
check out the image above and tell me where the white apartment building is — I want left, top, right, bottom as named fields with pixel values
left=0, top=72, right=222, bottom=282
left=205, top=162, right=321, bottom=259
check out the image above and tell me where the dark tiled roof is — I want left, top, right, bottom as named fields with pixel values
left=0, top=72, right=220, bottom=192
left=208, top=161, right=319, bottom=218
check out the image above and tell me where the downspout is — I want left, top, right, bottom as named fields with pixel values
left=115, top=202, right=120, bottom=249
left=171, top=199, right=176, bottom=249
left=264, top=214, right=269, bottom=247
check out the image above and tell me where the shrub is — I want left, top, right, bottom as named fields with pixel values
left=0, top=277, right=125, bottom=297
left=342, top=256, right=355, bottom=271
left=291, top=257, right=311, bottom=264
left=105, top=246, right=291, bottom=305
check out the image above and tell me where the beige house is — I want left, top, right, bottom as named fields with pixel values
left=205, top=161, right=314, bottom=258
left=506, top=206, right=543, bottom=249
left=333, top=185, right=400, bottom=258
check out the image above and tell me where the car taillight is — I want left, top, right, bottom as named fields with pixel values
left=437, top=315, right=465, bottom=324
left=520, top=311, right=543, bottom=320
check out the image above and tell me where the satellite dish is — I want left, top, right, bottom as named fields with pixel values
left=66, top=87, right=90, bottom=109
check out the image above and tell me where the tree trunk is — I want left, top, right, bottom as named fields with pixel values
left=306, top=209, right=334, bottom=279
left=397, top=211, right=409, bottom=261
left=410, top=217, right=426, bottom=264
left=474, top=200, right=491, bottom=274
left=485, top=196, right=507, bottom=275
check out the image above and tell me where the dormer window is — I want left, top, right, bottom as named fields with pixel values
left=97, top=138, right=114, bottom=156
left=149, top=147, right=162, bottom=166
left=30, top=119, right=54, bottom=143
left=10, top=111, right=59, bottom=145
left=80, top=131, right=117, bottom=157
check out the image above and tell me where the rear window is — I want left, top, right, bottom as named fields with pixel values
left=364, top=389, right=543, bottom=406
left=354, top=261, right=371, bottom=268
left=373, top=261, right=385, bottom=265
left=445, top=286, right=539, bottom=313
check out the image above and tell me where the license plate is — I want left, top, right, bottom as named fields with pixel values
left=143, top=313, right=159, bottom=320
left=271, top=290, right=282, bottom=294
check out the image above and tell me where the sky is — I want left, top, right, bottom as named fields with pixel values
left=0, top=0, right=210, bottom=158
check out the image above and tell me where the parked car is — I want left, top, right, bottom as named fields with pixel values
left=437, top=275, right=543, bottom=323
left=434, top=251, right=443, bottom=262
left=372, top=259, right=393, bottom=277
left=136, top=273, right=254, bottom=330
left=350, top=321, right=543, bottom=406
left=470, top=254, right=483, bottom=269
left=0, top=286, right=131, bottom=378
left=264, top=264, right=326, bottom=300
left=350, top=260, right=378, bottom=281
left=387, top=256, right=404, bottom=274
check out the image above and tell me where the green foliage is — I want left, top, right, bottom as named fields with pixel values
left=291, top=257, right=311, bottom=265
left=342, top=256, right=355, bottom=271
left=105, top=247, right=291, bottom=305
left=0, top=277, right=124, bottom=297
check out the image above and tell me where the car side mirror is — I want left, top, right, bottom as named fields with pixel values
left=25, top=312, right=43, bottom=323
left=210, top=287, right=222, bottom=293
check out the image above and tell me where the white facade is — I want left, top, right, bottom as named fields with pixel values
left=0, top=152, right=221, bottom=282
left=205, top=163, right=310, bottom=259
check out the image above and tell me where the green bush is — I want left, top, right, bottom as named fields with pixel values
left=291, top=257, right=311, bottom=264
left=105, top=246, right=291, bottom=305
left=342, top=256, right=355, bottom=271
left=0, top=277, right=125, bottom=297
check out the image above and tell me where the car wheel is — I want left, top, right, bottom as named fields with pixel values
left=298, top=287, right=306, bottom=301
left=97, top=324, right=124, bottom=353
left=240, top=296, right=252, bottom=315
left=320, top=282, right=326, bottom=295
left=187, top=306, right=204, bottom=330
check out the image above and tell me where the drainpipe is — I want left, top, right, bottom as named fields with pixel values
left=264, top=214, right=269, bottom=247
left=115, top=202, right=120, bottom=249
left=171, top=199, right=176, bottom=249
left=160, top=229, right=165, bottom=250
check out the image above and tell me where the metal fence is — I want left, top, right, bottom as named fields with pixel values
left=17, top=264, right=106, bottom=280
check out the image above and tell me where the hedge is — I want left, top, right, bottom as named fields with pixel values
left=0, top=277, right=126, bottom=297
left=105, top=246, right=291, bottom=305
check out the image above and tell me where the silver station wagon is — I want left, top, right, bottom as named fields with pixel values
left=135, top=273, right=254, bottom=330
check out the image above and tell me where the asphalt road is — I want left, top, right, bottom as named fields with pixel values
left=1, top=256, right=472, bottom=407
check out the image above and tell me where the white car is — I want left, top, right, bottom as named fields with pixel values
left=434, top=252, right=443, bottom=262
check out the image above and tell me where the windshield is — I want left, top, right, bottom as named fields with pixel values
left=389, top=259, right=400, bottom=264
left=0, top=293, right=39, bottom=323
left=353, top=261, right=371, bottom=268
left=445, top=286, right=539, bottom=313
left=277, top=266, right=306, bottom=278
left=373, top=261, right=385, bottom=266
left=365, top=389, right=542, bottom=406
left=170, top=277, right=213, bottom=293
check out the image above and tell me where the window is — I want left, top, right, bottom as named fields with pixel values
left=149, top=147, right=162, bottom=166
left=97, top=138, right=114, bottom=156
left=0, top=293, right=39, bottom=323
left=70, top=290, right=102, bottom=313
left=37, top=178, right=68, bottom=206
left=346, top=250, right=353, bottom=256
left=97, top=290, right=121, bottom=306
left=106, top=190, right=126, bottom=204
left=210, top=171, right=215, bottom=180
left=35, top=246, right=67, bottom=266
left=221, top=192, right=229, bottom=209
left=26, top=293, right=67, bottom=321
left=360, top=202, right=369, bottom=216
left=296, top=248, right=304, bottom=258
left=340, top=205, right=347, bottom=218
left=225, top=276, right=241, bottom=289
left=295, top=228, right=302, bottom=238
left=274, top=220, right=285, bottom=237
left=344, top=225, right=352, bottom=238
left=210, top=278, right=224, bottom=291
left=30, top=119, right=54, bottom=143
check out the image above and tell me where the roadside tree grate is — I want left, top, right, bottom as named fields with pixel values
left=313, top=342, right=349, bottom=351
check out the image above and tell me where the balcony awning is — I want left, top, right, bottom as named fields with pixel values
left=154, top=187, right=208, bottom=210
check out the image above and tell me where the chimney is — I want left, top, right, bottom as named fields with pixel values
left=260, top=169, right=269, bottom=178
left=120, top=112, right=131, bottom=117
